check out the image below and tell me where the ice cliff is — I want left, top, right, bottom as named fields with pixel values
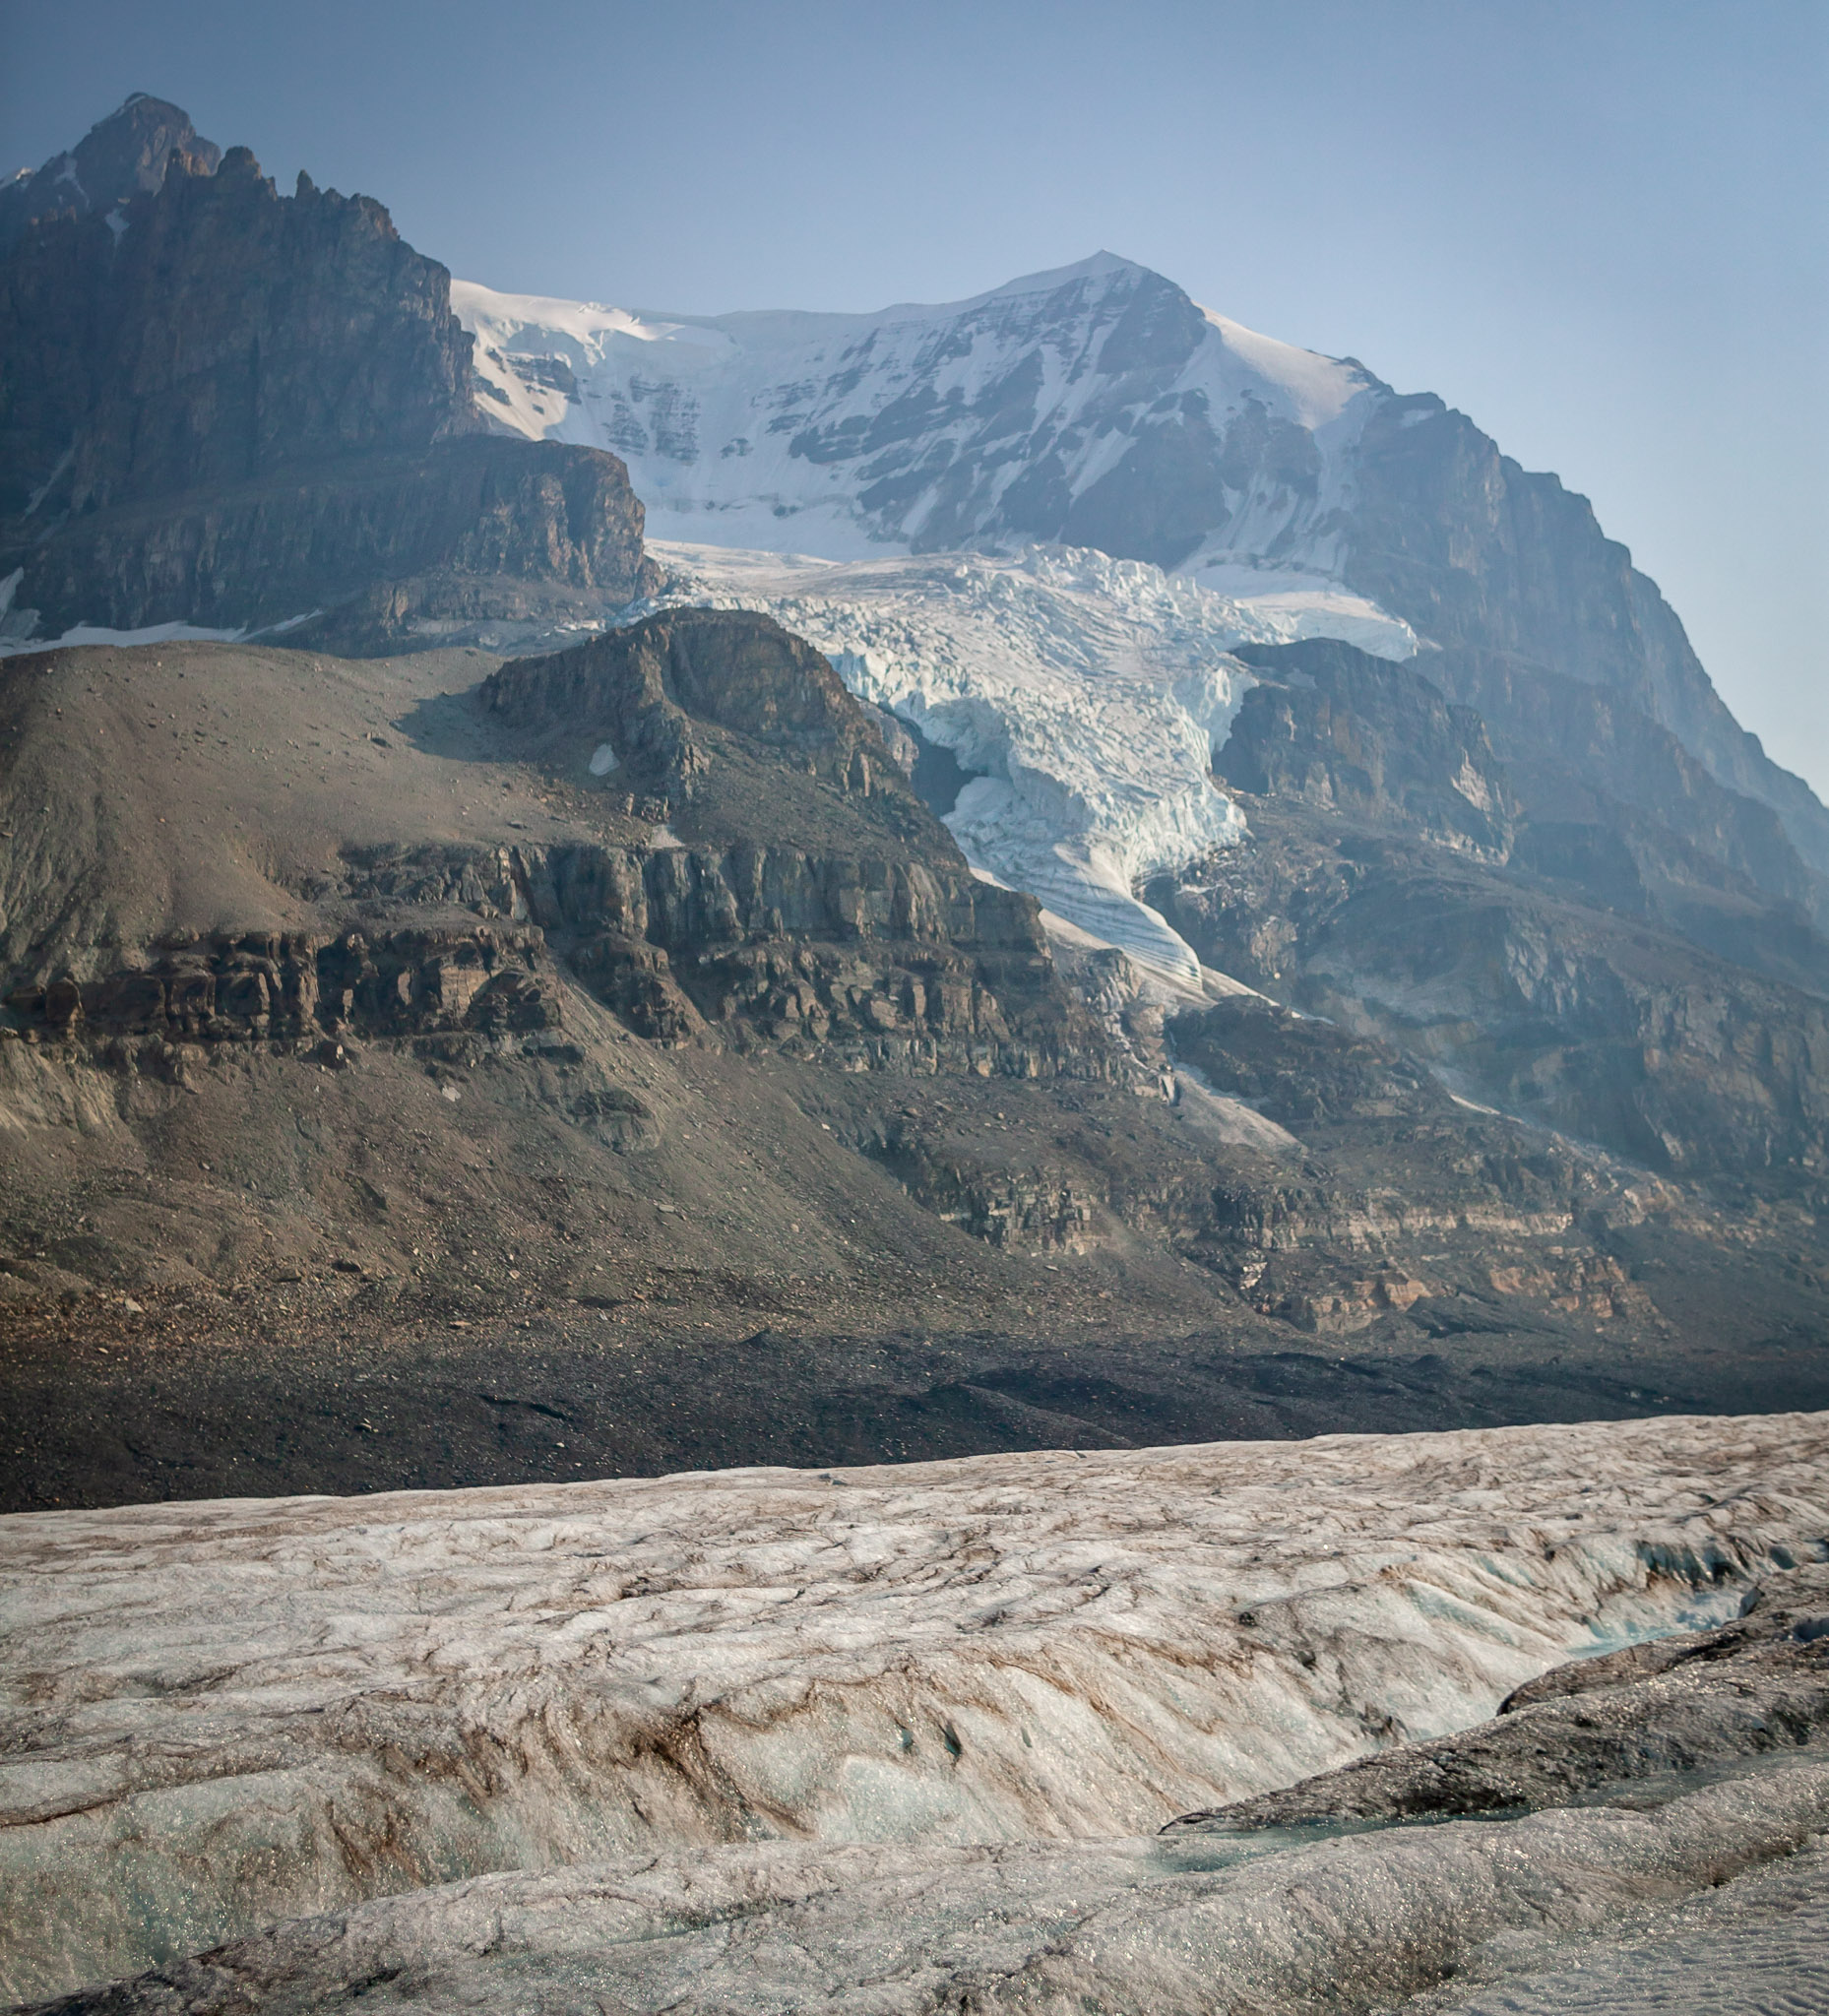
left=632, top=541, right=1413, bottom=977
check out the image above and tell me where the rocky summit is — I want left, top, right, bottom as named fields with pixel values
left=0, top=112, right=656, bottom=652
left=1, top=88, right=1827, bottom=2015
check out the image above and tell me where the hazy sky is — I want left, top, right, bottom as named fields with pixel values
left=7, top=0, right=1826, bottom=788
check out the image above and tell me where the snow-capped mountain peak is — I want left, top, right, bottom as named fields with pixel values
left=452, top=254, right=1384, bottom=582
left=450, top=254, right=1416, bottom=977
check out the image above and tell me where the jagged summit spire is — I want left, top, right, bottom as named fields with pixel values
left=0, top=94, right=220, bottom=251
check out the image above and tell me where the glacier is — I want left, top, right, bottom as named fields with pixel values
left=632, top=541, right=1413, bottom=978
left=2, top=1412, right=1823, bottom=2002
left=452, top=257, right=1422, bottom=976
left=449, top=254, right=1382, bottom=583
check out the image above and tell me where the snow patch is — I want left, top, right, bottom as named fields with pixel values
left=0, top=610, right=325, bottom=659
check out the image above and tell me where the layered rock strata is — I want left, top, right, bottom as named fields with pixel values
left=1157, top=638, right=1829, bottom=1185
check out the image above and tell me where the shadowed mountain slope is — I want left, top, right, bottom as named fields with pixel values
left=0, top=103, right=658, bottom=649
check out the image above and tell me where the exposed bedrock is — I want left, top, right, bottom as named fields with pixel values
left=1157, top=641, right=1829, bottom=1186
left=0, top=95, right=221, bottom=253
left=1, top=853, right=1087, bottom=1088
left=1228, top=636, right=1829, bottom=949
left=1164, top=808, right=1829, bottom=1183
left=13, top=439, right=657, bottom=642
left=0, top=610, right=1101, bottom=1083
left=3, top=922, right=561, bottom=1053
left=6, top=625, right=1825, bottom=1374
left=1341, top=394, right=1829, bottom=879
left=468, top=607, right=1107, bottom=1073
left=1220, top=639, right=1520, bottom=862
left=0, top=115, right=658, bottom=643
left=0, top=1415, right=1821, bottom=2002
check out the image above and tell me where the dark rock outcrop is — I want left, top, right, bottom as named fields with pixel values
left=0, top=94, right=218, bottom=251
left=0, top=105, right=658, bottom=645
left=1159, top=800, right=1829, bottom=1182
left=1169, top=637, right=1829, bottom=1184
left=1343, top=392, right=1829, bottom=878
left=1426, top=641, right=1824, bottom=919
left=1223, top=639, right=1519, bottom=860
left=476, top=610, right=1107, bottom=1073
left=1170, top=995, right=1451, bottom=1130
left=0, top=144, right=474, bottom=523
left=15, top=437, right=657, bottom=640
left=3, top=923, right=561, bottom=1051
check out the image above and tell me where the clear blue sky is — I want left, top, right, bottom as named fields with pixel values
left=7, top=0, right=1826, bottom=788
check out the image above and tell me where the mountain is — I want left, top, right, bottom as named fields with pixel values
left=0, top=102, right=658, bottom=650
left=5, top=98, right=1829, bottom=1526
left=8, top=95, right=1829, bottom=2016
left=456, top=257, right=1397, bottom=624
left=460, top=261, right=1829, bottom=890
left=0, top=92, right=219, bottom=250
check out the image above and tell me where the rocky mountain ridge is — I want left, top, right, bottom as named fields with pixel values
left=0, top=93, right=218, bottom=250
left=3, top=97, right=1829, bottom=1523
left=0, top=103, right=658, bottom=649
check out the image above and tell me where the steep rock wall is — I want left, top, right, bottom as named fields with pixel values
left=0, top=115, right=658, bottom=641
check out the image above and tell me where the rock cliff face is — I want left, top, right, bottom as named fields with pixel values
left=1343, top=392, right=1829, bottom=875
left=4, top=106, right=1829, bottom=1529
left=0, top=105, right=658, bottom=644
left=0, top=145, right=474, bottom=522
left=1221, top=639, right=1519, bottom=860
left=0, top=610, right=1102, bottom=1083
left=1155, top=636, right=1829, bottom=1184
left=1423, top=641, right=1821, bottom=916
left=14, top=437, right=657, bottom=640
left=6, top=628, right=1829, bottom=1519
left=473, top=609, right=1103, bottom=1072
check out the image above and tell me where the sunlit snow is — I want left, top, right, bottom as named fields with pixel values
left=451, top=254, right=1392, bottom=587
left=455, top=256, right=1419, bottom=976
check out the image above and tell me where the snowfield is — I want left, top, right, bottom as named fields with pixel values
left=2, top=1412, right=1823, bottom=2002
left=449, top=254, right=1382, bottom=584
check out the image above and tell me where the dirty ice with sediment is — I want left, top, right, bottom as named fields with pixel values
left=3, top=1415, right=1825, bottom=2008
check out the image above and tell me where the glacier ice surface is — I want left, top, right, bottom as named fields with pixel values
left=635, top=541, right=1413, bottom=978
left=2, top=1412, right=1823, bottom=2001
